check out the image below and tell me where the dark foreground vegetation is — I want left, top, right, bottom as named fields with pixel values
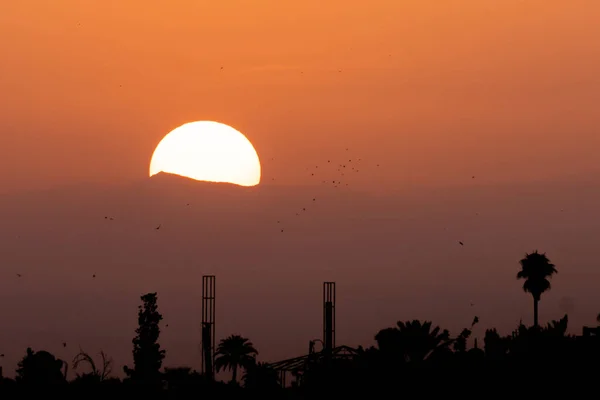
left=1, top=250, right=599, bottom=398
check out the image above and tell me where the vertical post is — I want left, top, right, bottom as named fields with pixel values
left=323, top=282, right=336, bottom=353
left=201, top=275, right=216, bottom=380
left=279, top=370, right=286, bottom=387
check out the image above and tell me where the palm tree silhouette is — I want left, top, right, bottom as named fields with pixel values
left=376, top=320, right=450, bottom=364
left=397, top=320, right=450, bottom=362
left=517, top=250, right=558, bottom=328
left=214, top=335, right=258, bottom=384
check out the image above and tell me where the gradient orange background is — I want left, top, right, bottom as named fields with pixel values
left=1, top=0, right=600, bottom=377
left=1, top=0, right=599, bottom=193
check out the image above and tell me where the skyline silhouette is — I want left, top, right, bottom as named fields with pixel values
left=2, top=0, right=600, bottom=396
left=1, top=271, right=599, bottom=396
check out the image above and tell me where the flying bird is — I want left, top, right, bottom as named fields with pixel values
left=459, top=241, right=464, bottom=246
left=156, top=224, right=161, bottom=230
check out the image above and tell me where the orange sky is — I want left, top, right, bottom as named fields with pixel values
left=2, top=1, right=600, bottom=376
left=1, top=0, right=600, bottom=193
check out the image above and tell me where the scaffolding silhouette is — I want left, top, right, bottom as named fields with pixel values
left=323, top=281, right=336, bottom=352
left=201, top=275, right=216, bottom=379
left=269, top=281, right=354, bottom=388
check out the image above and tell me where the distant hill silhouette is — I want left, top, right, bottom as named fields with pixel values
left=149, top=171, right=254, bottom=190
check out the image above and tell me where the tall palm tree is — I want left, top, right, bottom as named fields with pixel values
left=517, top=250, right=558, bottom=328
left=214, top=335, right=258, bottom=384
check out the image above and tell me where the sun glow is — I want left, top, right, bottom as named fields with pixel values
left=149, top=121, right=261, bottom=186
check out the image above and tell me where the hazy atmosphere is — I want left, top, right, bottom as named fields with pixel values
left=1, top=0, right=600, bottom=386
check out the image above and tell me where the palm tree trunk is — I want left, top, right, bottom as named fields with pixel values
left=533, top=297, right=539, bottom=328
left=232, top=365, right=237, bottom=383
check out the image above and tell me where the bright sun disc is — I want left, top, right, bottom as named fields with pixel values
left=149, top=121, right=261, bottom=187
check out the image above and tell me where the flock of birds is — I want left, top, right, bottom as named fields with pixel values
left=2, top=147, right=492, bottom=357
left=3, top=147, right=388, bottom=357
left=270, top=147, right=381, bottom=234
left=6, top=144, right=567, bottom=361
left=9, top=146, right=482, bottom=283
left=267, top=148, right=474, bottom=252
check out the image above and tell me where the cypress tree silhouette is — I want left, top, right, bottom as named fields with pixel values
left=123, top=292, right=165, bottom=387
left=517, top=250, right=557, bottom=328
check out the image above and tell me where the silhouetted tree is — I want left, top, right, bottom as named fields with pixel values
left=376, top=320, right=450, bottom=364
left=16, top=348, right=66, bottom=385
left=163, top=367, right=204, bottom=395
left=484, top=328, right=509, bottom=360
left=72, top=348, right=113, bottom=383
left=516, top=250, right=557, bottom=327
left=452, top=317, right=480, bottom=354
left=0, top=376, right=17, bottom=389
left=214, top=335, right=258, bottom=384
left=242, top=361, right=280, bottom=392
left=374, top=327, right=402, bottom=356
left=452, top=328, right=472, bottom=353
left=544, top=314, right=569, bottom=337
left=123, top=292, right=165, bottom=386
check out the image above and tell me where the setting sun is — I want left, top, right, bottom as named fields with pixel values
left=149, top=121, right=261, bottom=186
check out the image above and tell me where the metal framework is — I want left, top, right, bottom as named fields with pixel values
left=269, top=345, right=358, bottom=371
left=268, top=345, right=358, bottom=386
left=323, top=282, right=336, bottom=352
left=201, top=275, right=216, bottom=379
left=267, top=281, right=345, bottom=387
